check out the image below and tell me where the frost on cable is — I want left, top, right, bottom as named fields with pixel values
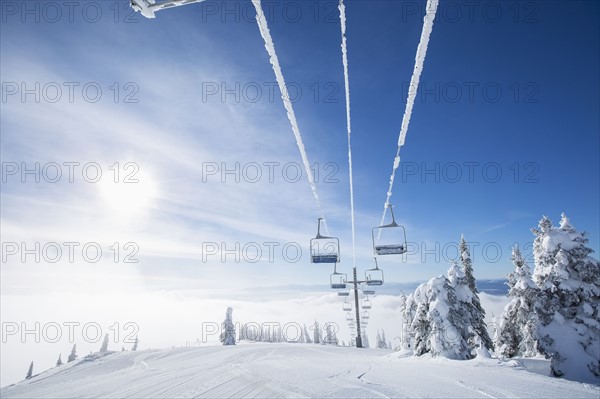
left=531, top=214, right=600, bottom=383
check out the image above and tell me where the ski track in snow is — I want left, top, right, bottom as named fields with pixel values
left=378, top=0, right=439, bottom=234
left=2, top=343, right=598, bottom=399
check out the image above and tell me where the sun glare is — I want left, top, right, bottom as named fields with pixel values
left=97, top=170, right=158, bottom=216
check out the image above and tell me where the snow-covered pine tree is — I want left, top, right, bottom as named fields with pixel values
left=132, top=336, right=138, bottom=351
left=99, top=333, right=109, bottom=353
left=376, top=330, right=382, bottom=348
left=25, top=361, right=33, bottom=380
left=532, top=214, right=600, bottom=382
left=313, top=321, right=320, bottom=344
left=381, top=330, right=388, bottom=349
left=494, top=246, right=539, bottom=358
left=459, top=235, right=494, bottom=352
left=56, top=354, right=63, bottom=367
left=402, top=293, right=417, bottom=352
left=221, top=307, right=236, bottom=346
left=413, top=275, right=471, bottom=359
left=325, top=324, right=334, bottom=345
left=303, top=324, right=312, bottom=344
left=362, top=332, right=370, bottom=348
left=67, top=344, right=77, bottom=362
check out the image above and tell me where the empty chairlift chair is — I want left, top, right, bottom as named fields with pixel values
left=365, top=258, right=384, bottom=286
left=337, top=289, right=350, bottom=297
left=372, top=205, right=407, bottom=256
left=343, top=300, right=352, bottom=312
left=311, top=218, right=340, bottom=264
left=361, top=311, right=370, bottom=320
left=362, top=298, right=372, bottom=310
left=362, top=284, right=376, bottom=296
left=330, top=269, right=347, bottom=290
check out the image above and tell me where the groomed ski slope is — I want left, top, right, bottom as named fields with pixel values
left=2, top=343, right=598, bottom=398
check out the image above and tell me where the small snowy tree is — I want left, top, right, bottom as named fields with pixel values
left=494, top=246, right=539, bottom=358
left=220, top=307, right=236, bottom=346
left=67, top=344, right=77, bottom=363
left=132, top=336, right=138, bottom=351
left=376, top=330, right=382, bottom=348
left=303, top=324, right=312, bottom=344
left=532, top=214, right=600, bottom=382
left=99, top=333, right=109, bottom=353
left=25, top=361, right=33, bottom=380
left=401, top=293, right=417, bottom=352
left=380, top=330, right=388, bottom=349
left=459, top=235, right=494, bottom=352
left=313, top=321, right=321, bottom=344
left=56, top=354, right=63, bottom=367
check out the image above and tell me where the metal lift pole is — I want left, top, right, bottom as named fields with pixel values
left=353, top=267, right=363, bottom=348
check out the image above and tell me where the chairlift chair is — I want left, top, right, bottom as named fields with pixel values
left=372, top=205, right=407, bottom=256
left=361, top=311, right=370, bottom=319
left=131, top=0, right=205, bottom=18
left=311, top=218, right=340, bottom=263
left=362, top=284, right=376, bottom=296
left=343, top=301, right=352, bottom=312
left=362, top=298, right=372, bottom=310
left=330, top=267, right=347, bottom=290
left=337, top=289, right=350, bottom=297
left=346, top=312, right=353, bottom=321
left=365, top=258, right=384, bottom=286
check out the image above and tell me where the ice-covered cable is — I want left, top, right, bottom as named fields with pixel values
left=378, top=0, right=439, bottom=236
left=339, top=0, right=356, bottom=266
left=252, top=0, right=329, bottom=234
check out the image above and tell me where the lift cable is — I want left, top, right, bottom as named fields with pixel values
left=377, top=0, right=439, bottom=238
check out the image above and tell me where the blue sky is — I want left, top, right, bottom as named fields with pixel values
left=1, top=0, right=599, bottom=386
left=1, top=0, right=599, bottom=288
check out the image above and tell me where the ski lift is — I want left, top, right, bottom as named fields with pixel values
left=330, top=265, right=347, bottom=290
left=343, top=300, right=352, bottom=312
left=372, top=205, right=407, bottom=256
left=346, top=312, right=353, bottom=321
left=361, top=311, right=370, bottom=319
left=365, top=258, right=384, bottom=286
left=337, top=289, right=350, bottom=297
left=311, top=218, right=340, bottom=263
left=362, top=284, right=375, bottom=296
left=362, top=298, right=372, bottom=310
left=131, top=0, right=204, bottom=19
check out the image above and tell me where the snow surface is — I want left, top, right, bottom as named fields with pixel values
left=2, top=343, right=598, bottom=398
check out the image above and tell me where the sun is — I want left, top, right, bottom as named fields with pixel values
left=97, top=170, right=158, bottom=216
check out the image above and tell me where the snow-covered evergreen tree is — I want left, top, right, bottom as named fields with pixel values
left=412, top=275, right=471, bottom=359
left=132, top=336, right=138, bottom=351
left=494, top=246, right=539, bottom=358
left=401, top=293, right=417, bottom=352
left=376, top=330, right=382, bottom=348
left=380, top=330, right=388, bottom=349
left=99, top=334, right=109, bottom=353
left=313, top=321, right=320, bottom=344
left=459, top=235, right=494, bottom=352
left=362, top=332, right=370, bottom=348
left=532, top=214, right=600, bottom=382
left=25, top=361, right=33, bottom=380
left=56, top=354, right=63, bottom=367
left=303, top=324, right=312, bottom=344
left=220, top=307, right=236, bottom=345
left=67, top=344, right=77, bottom=363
